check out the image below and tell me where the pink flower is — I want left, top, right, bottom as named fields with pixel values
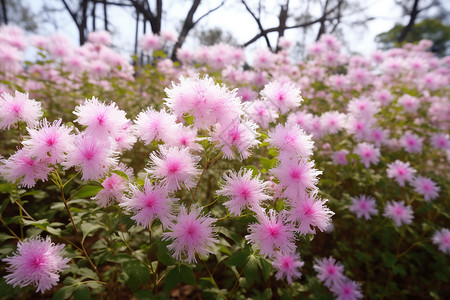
left=210, top=119, right=260, bottom=160
left=63, top=135, right=118, bottom=181
left=430, top=133, right=450, bottom=150
left=349, top=195, right=378, bottom=220
left=246, top=100, right=279, bottom=129
left=273, top=252, right=304, bottom=284
left=261, top=80, right=303, bottom=114
left=383, top=201, right=414, bottom=226
left=120, top=179, right=175, bottom=228
left=23, top=119, right=74, bottom=164
left=134, top=108, right=178, bottom=145
left=400, top=132, right=423, bottom=153
left=146, top=146, right=200, bottom=192
left=386, top=160, right=416, bottom=187
left=286, top=110, right=313, bottom=132
left=2, top=236, right=70, bottom=293
left=320, top=111, right=346, bottom=135
left=140, top=33, right=162, bottom=51
left=93, top=173, right=127, bottom=207
left=398, top=95, right=420, bottom=113
left=313, top=257, right=345, bottom=288
left=332, top=149, right=349, bottom=165
left=74, top=97, right=129, bottom=140
left=267, top=124, right=314, bottom=159
left=413, top=176, right=440, bottom=201
left=0, top=149, right=51, bottom=188
left=373, top=89, right=393, bottom=106
left=246, top=210, right=296, bottom=258
left=162, top=206, right=218, bottom=263
left=0, top=91, right=42, bottom=129
left=354, top=142, right=380, bottom=168
left=287, top=192, right=333, bottom=234
left=271, top=158, right=322, bottom=199
left=331, top=278, right=363, bottom=300
left=432, top=228, right=450, bottom=254
left=216, top=169, right=269, bottom=216
left=347, top=97, right=379, bottom=120
left=164, top=75, right=242, bottom=130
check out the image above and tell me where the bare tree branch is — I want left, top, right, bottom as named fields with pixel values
left=241, top=0, right=272, bottom=49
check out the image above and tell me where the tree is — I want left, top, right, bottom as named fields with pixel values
left=240, top=0, right=371, bottom=51
left=376, top=18, right=450, bottom=56
left=394, top=0, right=443, bottom=43
left=194, top=27, right=238, bottom=46
left=0, top=0, right=39, bottom=31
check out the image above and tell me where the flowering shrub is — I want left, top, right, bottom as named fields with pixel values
left=0, top=26, right=449, bottom=299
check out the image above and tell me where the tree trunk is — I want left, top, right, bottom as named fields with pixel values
left=316, top=0, right=330, bottom=41
left=171, top=0, right=201, bottom=61
left=92, top=0, right=97, bottom=31
left=276, top=1, right=289, bottom=52
left=103, top=0, right=108, bottom=30
left=1, top=0, right=7, bottom=24
left=397, top=0, right=420, bottom=43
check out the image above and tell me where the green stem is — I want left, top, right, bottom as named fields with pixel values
left=0, top=215, right=21, bottom=240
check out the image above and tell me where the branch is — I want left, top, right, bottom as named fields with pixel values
left=193, top=0, right=226, bottom=26
left=242, top=2, right=341, bottom=47
left=241, top=0, right=272, bottom=50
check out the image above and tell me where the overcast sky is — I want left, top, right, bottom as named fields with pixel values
left=24, top=0, right=408, bottom=59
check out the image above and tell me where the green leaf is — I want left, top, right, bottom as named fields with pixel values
left=180, top=264, right=196, bottom=285
left=123, top=260, right=150, bottom=292
left=81, top=222, right=103, bottom=241
left=0, top=233, right=14, bottom=243
left=225, top=248, right=250, bottom=267
left=259, top=257, right=273, bottom=282
left=74, top=185, right=103, bottom=199
left=259, top=157, right=272, bottom=170
left=112, top=170, right=129, bottom=181
left=243, top=165, right=259, bottom=176
left=52, top=285, right=77, bottom=300
left=73, top=285, right=90, bottom=300
left=134, top=290, right=155, bottom=300
left=382, top=252, right=397, bottom=267
left=157, top=242, right=176, bottom=266
left=164, top=266, right=181, bottom=291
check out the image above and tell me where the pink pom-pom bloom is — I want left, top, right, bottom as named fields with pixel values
left=386, top=160, right=417, bottom=187
left=1, top=149, right=52, bottom=188
left=287, top=192, right=333, bottom=234
left=0, top=91, right=42, bottom=129
left=267, top=123, right=314, bottom=159
left=93, top=173, right=128, bottom=207
left=73, top=97, right=129, bottom=139
left=271, top=158, right=322, bottom=199
left=432, top=228, right=450, bottom=254
left=349, top=195, right=378, bottom=220
left=162, top=206, right=218, bottom=263
left=120, top=179, right=176, bottom=228
left=164, top=75, right=243, bottom=130
left=246, top=210, right=296, bottom=258
left=383, top=201, right=414, bottom=226
left=413, top=176, right=440, bottom=201
left=400, top=132, right=423, bottom=153
left=210, top=119, right=260, bottom=160
left=2, top=236, right=70, bottom=293
left=63, top=135, right=118, bottom=181
left=332, top=149, right=349, bottom=165
left=246, top=100, right=279, bottom=129
left=133, top=108, right=177, bottom=145
left=430, top=133, right=450, bottom=150
left=313, top=256, right=345, bottom=288
left=354, top=142, right=380, bottom=168
left=22, top=119, right=74, bottom=164
left=331, top=278, right=364, bottom=300
left=146, top=146, right=200, bottom=192
left=261, top=80, right=303, bottom=114
left=273, top=252, right=304, bottom=284
left=217, top=169, right=269, bottom=216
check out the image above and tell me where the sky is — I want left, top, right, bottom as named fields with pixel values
left=23, top=0, right=408, bottom=60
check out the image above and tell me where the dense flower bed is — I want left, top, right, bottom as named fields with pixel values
left=0, top=26, right=449, bottom=299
